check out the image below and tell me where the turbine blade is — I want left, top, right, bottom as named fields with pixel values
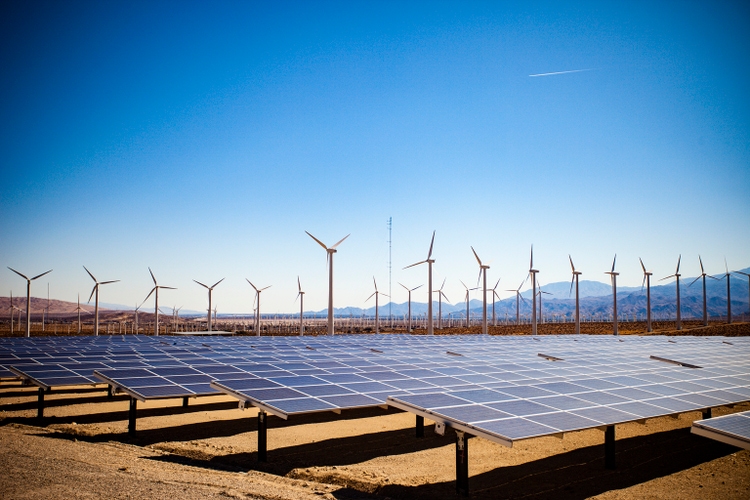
left=459, top=279, right=468, bottom=290
left=699, top=255, right=704, bottom=274
left=148, top=267, right=157, bottom=285
left=211, top=278, right=225, bottom=288
left=471, top=246, right=482, bottom=266
left=611, top=254, right=617, bottom=273
left=331, top=233, right=350, bottom=249
left=639, top=257, right=646, bottom=274
left=570, top=276, right=575, bottom=296
left=427, top=230, right=435, bottom=260
left=83, top=265, right=96, bottom=282
left=404, top=260, right=426, bottom=269
left=493, top=278, right=500, bottom=291
left=161, top=286, right=177, bottom=290
left=143, top=287, right=156, bottom=303
left=688, top=276, right=701, bottom=287
left=261, top=285, right=272, bottom=291
left=641, top=275, right=646, bottom=290
left=412, top=284, right=423, bottom=291
left=440, top=278, right=447, bottom=291
left=298, top=276, right=302, bottom=292
left=569, top=255, right=575, bottom=272
left=246, top=279, right=258, bottom=292
left=7, top=267, right=29, bottom=280
left=88, top=285, right=97, bottom=303
left=398, top=282, right=408, bottom=291
left=373, top=276, right=378, bottom=292
left=305, top=231, right=329, bottom=250
left=31, top=269, right=53, bottom=281
left=529, top=244, right=534, bottom=270
left=194, top=279, right=209, bottom=289
left=100, top=280, right=119, bottom=285
left=366, top=292, right=376, bottom=302
left=676, top=254, right=681, bottom=274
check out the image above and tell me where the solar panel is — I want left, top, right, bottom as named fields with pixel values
left=692, top=410, right=750, bottom=450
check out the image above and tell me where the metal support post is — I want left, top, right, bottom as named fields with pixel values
left=605, top=425, right=615, bottom=469
left=37, top=387, right=45, bottom=419
left=128, top=398, right=137, bottom=436
left=107, top=385, right=113, bottom=399
left=182, top=396, right=189, bottom=407
left=702, top=408, right=712, bottom=419
left=456, top=431, right=470, bottom=496
left=416, top=415, right=424, bottom=438
left=258, top=410, right=267, bottom=462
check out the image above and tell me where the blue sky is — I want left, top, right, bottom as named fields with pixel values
left=1, top=1, right=748, bottom=315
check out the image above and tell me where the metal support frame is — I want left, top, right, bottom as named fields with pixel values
left=37, top=387, right=45, bottom=419
left=605, top=425, right=615, bottom=469
left=182, top=396, right=189, bottom=407
left=703, top=408, right=712, bottom=419
left=416, top=415, right=424, bottom=438
left=456, top=431, right=470, bottom=496
left=107, top=385, right=113, bottom=399
left=128, top=397, right=137, bottom=436
left=258, top=410, right=268, bottom=462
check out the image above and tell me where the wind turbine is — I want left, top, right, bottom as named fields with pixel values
left=296, top=276, right=305, bottom=336
left=84, top=266, right=119, bottom=336
left=7, top=267, right=52, bottom=337
left=8, top=291, right=13, bottom=334
left=76, top=294, right=83, bottom=333
left=733, top=270, right=750, bottom=318
left=433, top=278, right=450, bottom=330
left=604, top=255, right=619, bottom=336
left=639, top=258, right=653, bottom=332
left=366, top=277, right=389, bottom=334
left=247, top=279, right=271, bottom=336
left=471, top=246, right=491, bottom=335
left=490, top=278, right=501, bottom=327
left=505, top=280, right=526, bottom=325
left=536, top=281, right=552, bottom=324
left=399, top=282, right=422, bottom=332
left=528, top=246, right=539, bottom=335
left=459, top=280, right=478, bottom=328
left=306, top=231, right=350, bottom=335
left=660, top=255, right=683, bottom=330
left=689, top=256, right=716, bottom=327
left=133, top=302, right=142, bottom=334
left=714, top=259, right=733, bottom=324
left=569, top=256, right=582, bottom=334
left=404, top=231, right=436, bottom=335
left=142, top=268, right=176, bottom=336
left=193, top=278, right=224, bottom=331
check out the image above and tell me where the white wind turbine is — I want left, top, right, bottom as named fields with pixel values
left=193, top=277, right=224, bottom=331
left=569, top=256, right=582, bottom=334
left=142, top=267, right=176, bottom=336
left=733, top=270, right=750, bottom=319
left=7, top=267, right=52, bottom=337
left=366, top=277, right=389, bottom=334
left=8, top=290, right=13, bottom=334
left=604, top=255, right=619, bottom=336
left=404, top=231, right=436, bottom=335
left=536, top=281, right=552, bottom=324
left=660, top=255, right=683, bottom=330
left=247, top=279, right=271, bottom=336
left=527, top=246, right=539, bottom=335
left=133, top=302, right=142, bottom=334
left=471, top=246, right=491, bottom=335
left=688, top=256, right=716, bottom=327
left=505, top=280, right=526, bottom=326
left=84, top=266, right=119, bottom=336
left=639, top=258, right=653, bottom=332
left=433, top=278, right=450, bottom=330
left=460, top=280, right=478, bottom=328
left=76, top=294, right=83, bottom=333
left=714, top=259, right=733, bottom=324
left=296, top=276, right=305, bottom=336
left=490, top=278, right=501, bottom=327
left=399, top=282, right=422, bottom=333
left=306, top=231, right=350, bottom=335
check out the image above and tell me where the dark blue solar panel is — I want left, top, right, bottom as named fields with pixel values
left=527, top=412, right=600, bottom=432
left=320, top=393, right=381, bottom=407
left=487, top=399, right=555, bottom=417
left=480, top=418, right=558, bottom=440
left=266, top=397, right=337, bottom=414
left=433, top=404, right=513, bottom=424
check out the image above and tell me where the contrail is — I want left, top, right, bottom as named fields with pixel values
left=529, top=68, right=593, bottom=77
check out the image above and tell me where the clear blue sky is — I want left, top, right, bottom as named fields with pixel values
left=1, top=1, right=748, bottom=315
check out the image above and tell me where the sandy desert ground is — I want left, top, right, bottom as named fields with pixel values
left=1, top=325, right=749, bottom=499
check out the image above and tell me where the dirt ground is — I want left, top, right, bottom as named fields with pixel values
left=1, top=325, right=749, bottom=499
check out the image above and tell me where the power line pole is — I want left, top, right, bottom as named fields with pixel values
left=388, top=217, right=392, bottom=329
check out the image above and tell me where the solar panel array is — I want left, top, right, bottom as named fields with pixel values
left=2, top=334, right=750, bottom=446
left=692, top=409, right=750, bottom=450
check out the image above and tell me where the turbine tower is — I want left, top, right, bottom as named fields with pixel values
left=433, top=278, right=450, bottom=330
left=471, top=246, right=491, bottom=335
left=296, top=276, right=305, bottom=336
left=306, top=231, right=350, bottom=335
left=142, top=268, right=176, bottom=336
left=569, top=256, right=582, bottom=334
left=404, top=231, right=436, bottom=335
left=247, top=279, right=271, bottom=336
left=604, top=255, right=619, bottom=336
left=689, top=256, right=715, bottom=327
left=536, top=282, right=552, bottom=324
left=84, top=266, right=119, bottom=336
left=715, top=259, right=733, bottom=324
left=490, top=278, right=501, bottom=327
left=639, top=258, right=653, bottom=332
left=133, top=302, right=141, bottom=334
left=399, top=282, right=422, bottom=333
left=459, top=280, right=478, bottom=328
left=528, top=246, right=539, bottom=335
left=7, top=267, right=52, bottom=337
left=505, top=280, right=526, bottom=326
left=660, top=255, right=682, bottom=330
left=366, top=277, right=389, bottom=334
left=733, top=270, right=750, bottom=319
left=193, top=278, right=224, bottom=331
